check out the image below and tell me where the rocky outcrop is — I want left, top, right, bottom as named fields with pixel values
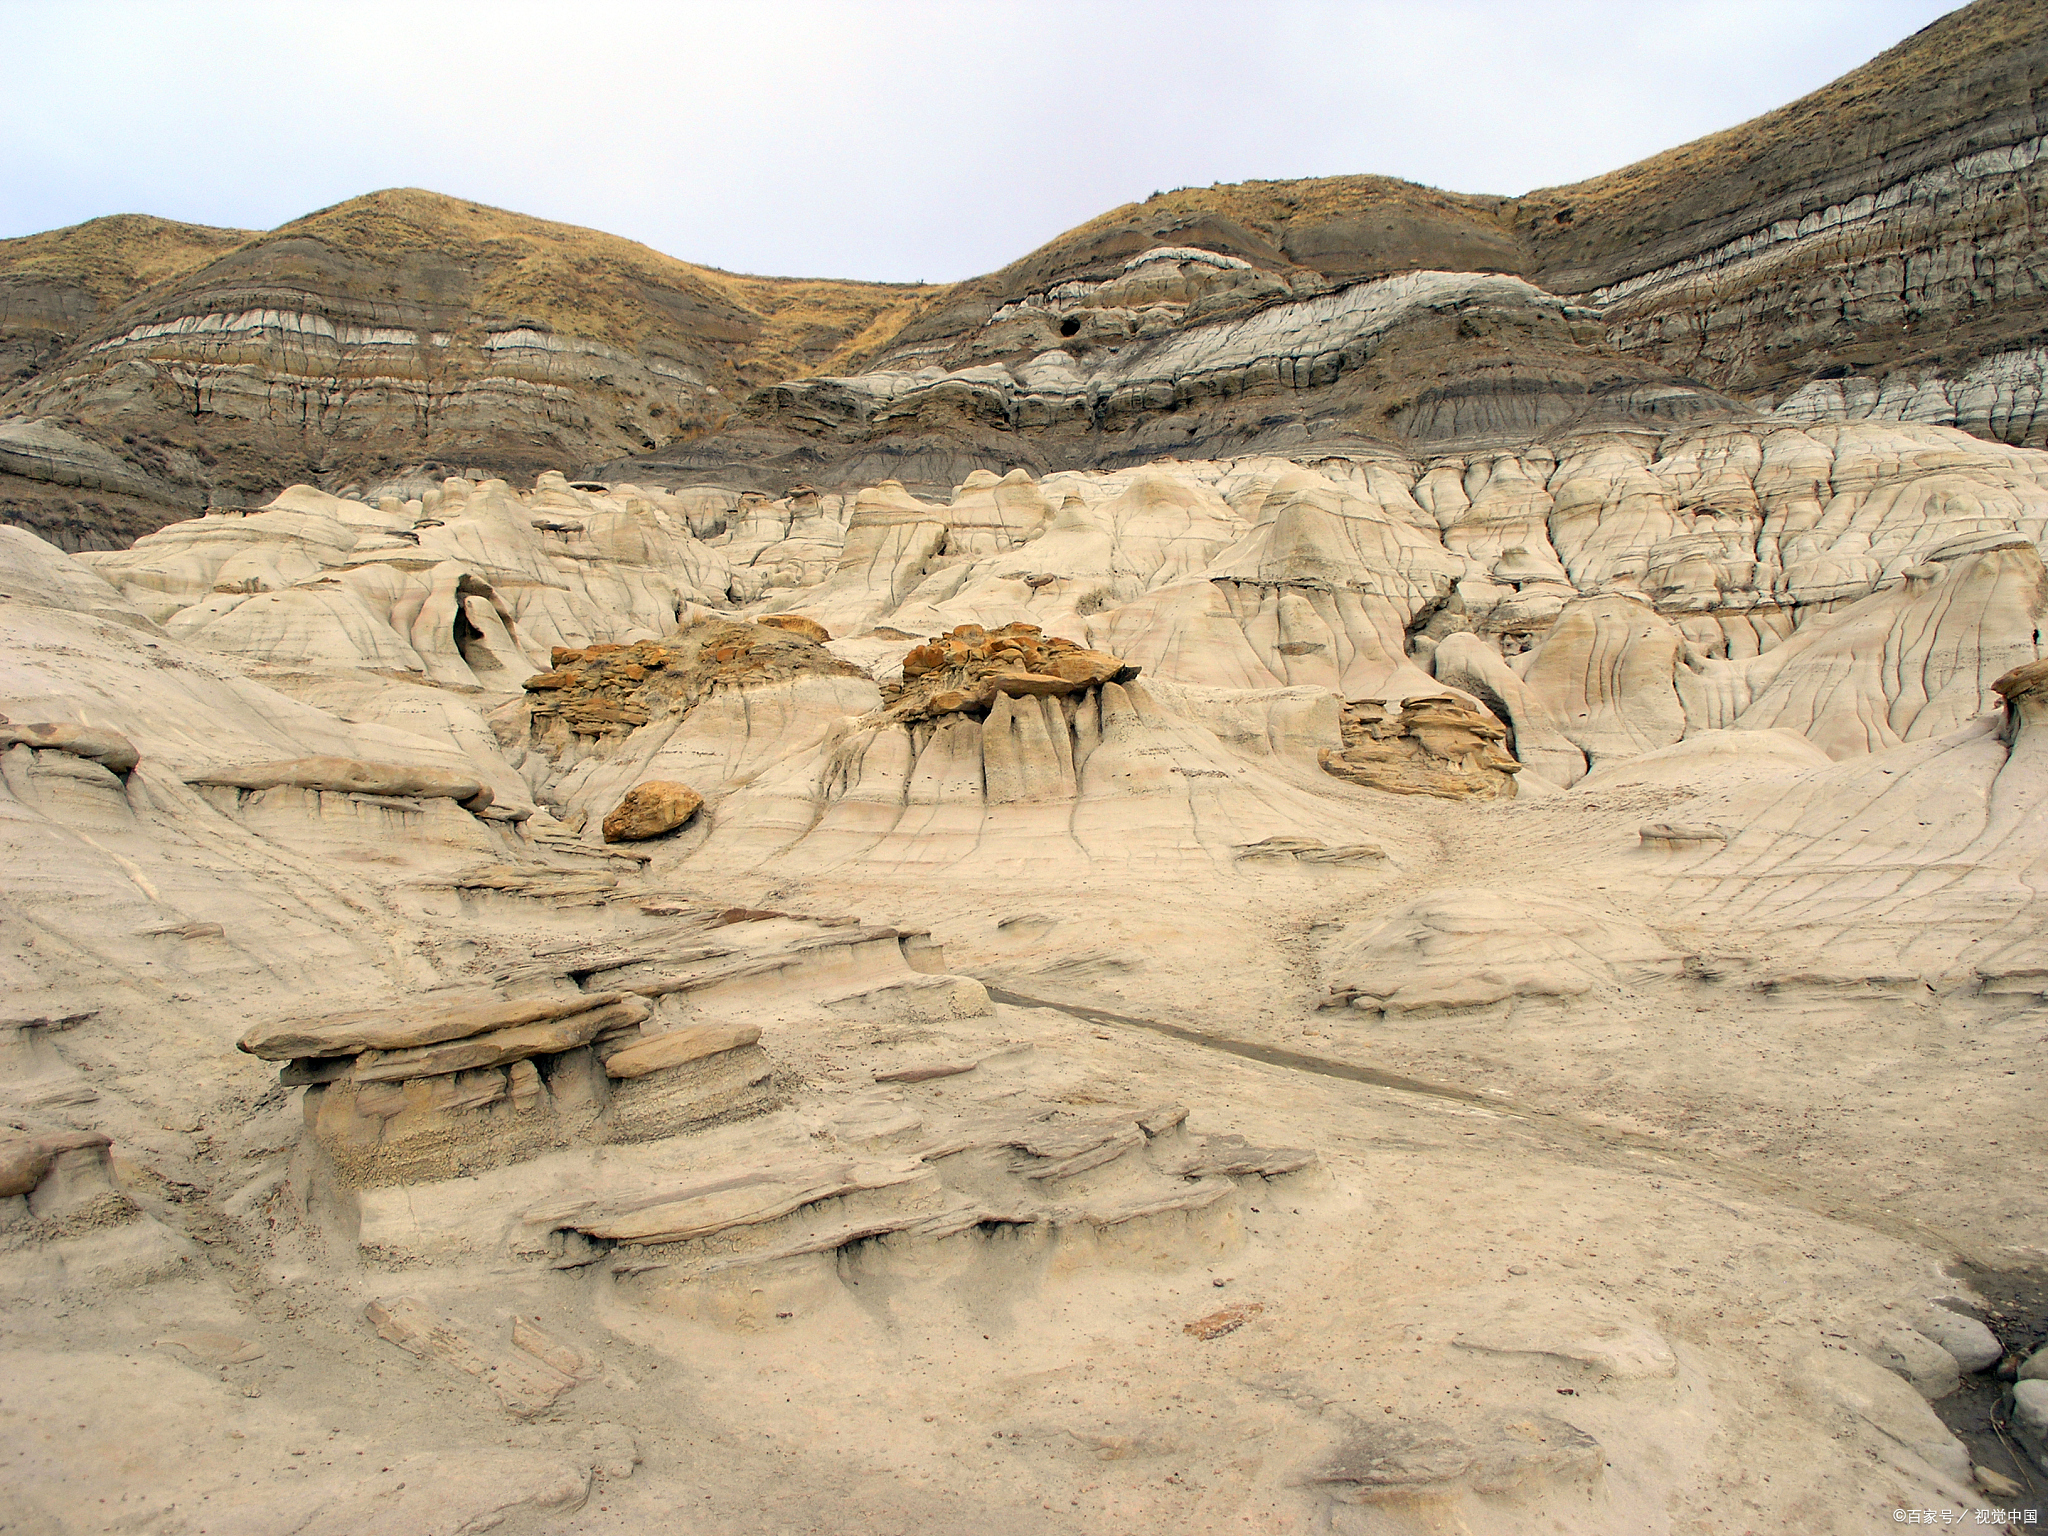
left=520, top=619, right=866, bottom=758
left=1519, top=0, right=2048, bottom=441
left=889, top=623, right=1131, bottom=721
left=241, top=986, right=776, bottom=1186
left=189, top=755, right=493, bottom=812
left=0, top=718, right=138, bottom=774
left=1318, top=695, right=1520, bottom=800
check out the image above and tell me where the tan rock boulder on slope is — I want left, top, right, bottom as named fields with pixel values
left=1318, top=695, right=1521, bottom=800
left=601, top=781, right=703, bottom=842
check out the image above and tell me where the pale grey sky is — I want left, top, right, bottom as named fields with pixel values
left=6, top=0, right=1963, bottom=283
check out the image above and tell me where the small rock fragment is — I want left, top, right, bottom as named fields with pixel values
left=588, top=1422, right=640, bottom=1480
left=1185, top=1302, right=1264, bottom=1340
left=872, top=1060, right=976, bottom=1084
left=757, top=614, right=831, bottom=643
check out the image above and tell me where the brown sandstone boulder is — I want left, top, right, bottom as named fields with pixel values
left=889, top=622, right=1135, bottom=721
left=602, top=781, right=703, bottom=842
left=0, top=1137, right=55, bottom=1198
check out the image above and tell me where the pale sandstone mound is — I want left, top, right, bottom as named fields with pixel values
left=1323, top=890, right=1685, bottom=1014
left=77, top=475, right=743, bottom=684
left=1638, top=649, right=2048, bottom=981
left=692, top=677, right=1413, bottom=879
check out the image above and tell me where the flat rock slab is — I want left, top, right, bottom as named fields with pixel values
left=601, top=1022, right=759, bottom=1079
left=189, top=755, right=488, bottom=809
left=154, top=1331, right=264, bottom=1365
left=0, top=721, right=138, bottom=772
left=241, top=990, right=633, bottom=1060
left=353, top=997, right=649, bottom=1082
left=366, top=1296, right=577, bottom=1418
left=873, top=1060, right=978, bottom=1083
left=1185, top=1302, right=1264, bottom=1340
left=1309, top=1413, right=1603, bottom=1502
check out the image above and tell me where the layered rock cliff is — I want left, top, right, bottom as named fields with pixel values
left=6, top=1, right=2045, bottom=551
left=614, top=0, right=2048, bottom=491
left=0, top=192, right=931, bottom=548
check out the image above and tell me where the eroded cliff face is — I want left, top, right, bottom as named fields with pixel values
left=5, top=2, right=2045, bottom=547
left=612, top=0, right=2048, bottom=491
left=0, top=191, right=933, bottom=548
left=1522, top=0, right=2048, bottom=440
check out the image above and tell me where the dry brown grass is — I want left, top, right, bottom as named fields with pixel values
left=0, top=214, right=250, bottom=308
left=3, top=190, right=938, bottom=384
left=1519, top=0, right=2044, bottom=269
left=252, top=191, right=938, bottom=378
left=1027, top=175, right=1511, bottom=264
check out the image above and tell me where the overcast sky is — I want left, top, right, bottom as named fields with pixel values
left=7, top=0, right=1961, bottom=284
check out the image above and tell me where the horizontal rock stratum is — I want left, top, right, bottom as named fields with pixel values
left=5, top=0, right=2046, bottom=551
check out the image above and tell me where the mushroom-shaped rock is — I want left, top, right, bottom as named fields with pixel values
left=756, top=614, right=831, bottom=644
left=890, top=623, right=1134, bottom=721
left=602, top=781, right=703, bottom=842
left=1995, top=657, right=2048, bottom=738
